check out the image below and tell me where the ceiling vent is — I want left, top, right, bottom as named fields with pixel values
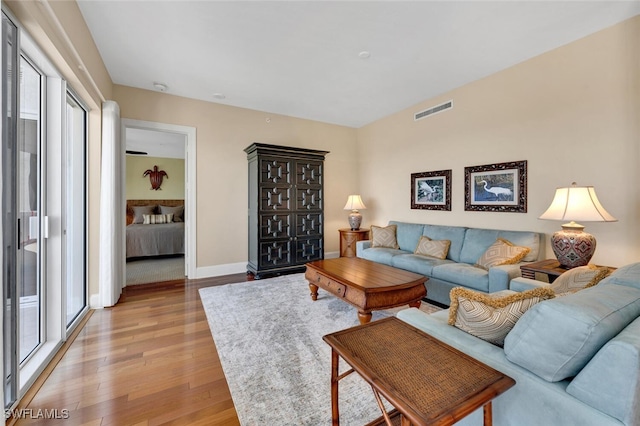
left=414, top=100, right=453, bottom=121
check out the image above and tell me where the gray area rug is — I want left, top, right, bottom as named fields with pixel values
left=199, top=273, right=441, bottom=425
left=126, top=256, right=185, bottom=285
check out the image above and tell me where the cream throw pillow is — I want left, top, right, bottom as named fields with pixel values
left=370, top=225, right=399, bottom=249
left=143, top=213, right=173, bottom=224
left=448, top=287, right=556, bottom=346
left=414, top=236, right=451, bottom=259
left=550, top=264, right=611, bottom=295
left=476, top=238, right=530, bottom=269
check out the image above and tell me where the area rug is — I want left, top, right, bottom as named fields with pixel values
left=199, top=273, right=441, bottom=425
left=125, top=255, right=185, bottom=285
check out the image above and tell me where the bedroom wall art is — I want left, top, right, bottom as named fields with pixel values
left=143, top=165, right=168, bottom=190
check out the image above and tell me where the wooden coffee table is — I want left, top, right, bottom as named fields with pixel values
left=305, top=257, right=427, bottom=324
left=323, top=317, right=515, bottom=426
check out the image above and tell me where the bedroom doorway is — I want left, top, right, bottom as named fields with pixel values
left=121, top=119, right=197, bottom=286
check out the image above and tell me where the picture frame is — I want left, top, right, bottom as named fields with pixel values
left=464, top=160, right=527, bottom=212
left=411, top=169, right=452, bottom=211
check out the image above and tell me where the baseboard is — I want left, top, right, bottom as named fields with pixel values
left=193, top=251, right=341, bottom=279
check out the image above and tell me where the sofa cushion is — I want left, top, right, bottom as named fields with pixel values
left=431, top=263, right=489, bottom=292
left=391, top=254, right=452, bottom=276
left=566, top=316, right=640, bottom=425
left=504, top=283, right=640, bottom=382
left=414, top=236, right=450, bottom=259
left=449, top=287, right=555, bottom=346
left=598, top=261, right=640, bottom=289
left=389, top=221, right=424, bottom=252
left=360, top=247, right=407, bottom=265
left=422, top=225, right=467, bottom=262
left=460, top=229, right=539, bottom=264
left=549, top=264, right=611, bottom=295
left=475, top=238, right=530, bottom=270
left=370, top=225, right=399, bottom=249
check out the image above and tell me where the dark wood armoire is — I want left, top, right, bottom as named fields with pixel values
left=245, top=143, right=329, bottom=279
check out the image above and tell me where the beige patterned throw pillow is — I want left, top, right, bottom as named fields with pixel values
left=448, top=287, right=556, bottom=346
left=370, top=225, right=399, bottom=249
left=142, top=213, right=174, bottom=224
left=476, top=238, right=530, bottom=269
left=550, top=264, right=611, bottom=295
left=414, top=236, right=451, bottom=259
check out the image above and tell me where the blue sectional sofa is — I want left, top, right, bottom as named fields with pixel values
left=356, top=221, right=542, bottom=305
left=397, top=262, right=640, bottom=426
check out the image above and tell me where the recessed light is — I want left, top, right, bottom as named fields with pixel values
left=153, top=82, right=168, bottom=92
left=213, top=93, right=226, bottom=100
left=358, top=51, right=371, bottom=59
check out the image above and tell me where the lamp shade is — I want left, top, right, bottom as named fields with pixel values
left=344, top=195, right=367, bottom=211
left=539, top=183, right=617, bottom=269
left=539, top=184, right=617, bottom=223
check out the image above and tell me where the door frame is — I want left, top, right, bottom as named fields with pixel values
left=121, top=119, right=197, bottom=278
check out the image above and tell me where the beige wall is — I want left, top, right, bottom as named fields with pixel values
left=113, top=85, right=359, bottom=269
left=357, top=16, right=640, bottom=267
left=126, top=156, right=185, bottom=200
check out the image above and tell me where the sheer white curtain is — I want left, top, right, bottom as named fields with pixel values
left=98, top=100, right=124, bottom=307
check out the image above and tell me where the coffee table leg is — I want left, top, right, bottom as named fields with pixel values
left=331, top=349, right=340, bottom=425
left=358, top=311, right=372, bottom=324
left=309, top=283, right=318, bottom=301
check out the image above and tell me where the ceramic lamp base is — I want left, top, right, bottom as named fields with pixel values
left=348, top=211, right=362, bottom=230
left=550, top=227, right=596, bottom=269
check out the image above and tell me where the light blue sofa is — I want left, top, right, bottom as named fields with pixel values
left=356, top=221, right=541, bottom=305
left=397, top=262, right=640, bottom=425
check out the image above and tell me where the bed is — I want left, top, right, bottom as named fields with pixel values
left=126, top=199, right=185, bottom=259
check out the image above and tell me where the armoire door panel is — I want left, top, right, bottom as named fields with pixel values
left=260, top=214, right=292, bottom=239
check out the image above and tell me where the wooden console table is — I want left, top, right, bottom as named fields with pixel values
left=323, top=317, right=515, bottom=425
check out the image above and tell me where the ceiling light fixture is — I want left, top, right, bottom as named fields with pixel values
left=358, top=51, right=371, bottom=59
left=213, top=93, right=226, bottom=100
left=153, top=82, right=168, bottom=92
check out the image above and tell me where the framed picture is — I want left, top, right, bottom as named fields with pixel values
left=411, top=169, right=451, bottom=211
left=464, top=160, right=527, bottom=212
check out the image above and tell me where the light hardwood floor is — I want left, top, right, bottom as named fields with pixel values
left=14, top=275, right=248, bottom=426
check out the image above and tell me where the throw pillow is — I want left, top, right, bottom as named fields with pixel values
left=448, top=287, right=555, bottom=346
left=159, top=205, right=184, bottom=222
left=550, top=264, right=611, bottom=295
left=370, top=225, right=399, bottom=249
left=132, top=205, right=155, bottom=224
left=142, top=213, right=173, bottom=224
left=414, top=236, right=451, bottom=260
left=476, top=238, right=530, bottom=269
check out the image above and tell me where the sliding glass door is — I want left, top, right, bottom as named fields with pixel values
left=2, top=9, right=89, bottom=409
left=17, top=55, right=44, bottom=364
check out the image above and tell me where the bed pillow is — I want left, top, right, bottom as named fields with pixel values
left=370, top=225, right=399, bottom=249
left=414, top=236, right=450, bottom=259
left=476, top=238, right=530, bottom=270
left=143, top=213, right=173, bottom=224
left=132, top=205, right=155, bottom=224
left=159, top=205, right=184, bottom=222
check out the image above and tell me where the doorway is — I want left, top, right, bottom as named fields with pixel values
left=121, top=119, right=197, bottom=284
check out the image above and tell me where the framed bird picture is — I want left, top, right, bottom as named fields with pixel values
left=464, top=160, right=527, bottom=212
left=411, top=169, right=451, bottom=211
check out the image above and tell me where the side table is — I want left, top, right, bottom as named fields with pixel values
left=339, top=228, right=369, bottom=258
left=519, top=259, right=568, bottom=283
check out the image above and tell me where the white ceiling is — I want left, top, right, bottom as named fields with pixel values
left=125, top=128, right=186, bottom=159
left=78, top=1, right=640, bottom=128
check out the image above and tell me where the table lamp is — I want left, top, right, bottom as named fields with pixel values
left=344, top=195, right=367, bottom=230
left=539, top=182, right=617, bottom=268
